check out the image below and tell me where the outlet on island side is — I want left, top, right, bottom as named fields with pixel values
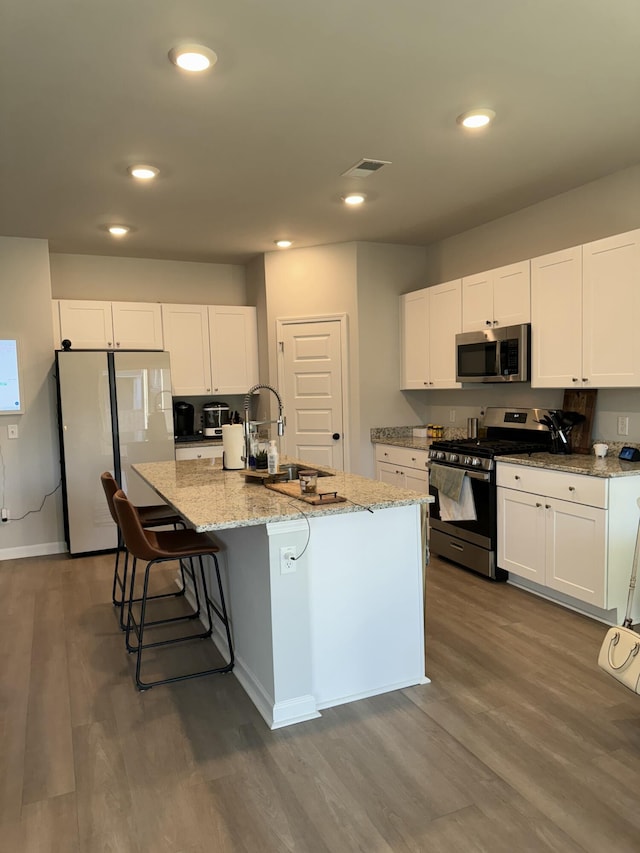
left=280, top=545, right=297, bottom=574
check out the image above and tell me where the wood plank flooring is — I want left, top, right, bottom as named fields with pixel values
left=0, top=551, right=639, bottom=852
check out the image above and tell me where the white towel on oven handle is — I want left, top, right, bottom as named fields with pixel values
left=438, top=475, right=477, bottom=522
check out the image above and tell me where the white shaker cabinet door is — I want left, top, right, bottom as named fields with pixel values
left=497, top=486, right=546, bottom=583
left=582, top=228, right=640, bottom=387
left=545, top=498, right=606, bottom=606
left=161, top=304, right=212, bottom=396
left=58, top=300, right=114, bottom=349
left=111, top=302, right=163, bottom=350
left=492, top=260, right=530, bottom=327
left=208, top=305, right=258, bottom=395
left=400, top=288, right=430, bottom=389
left=428, top=279, right=461, bottom=388
left=461, top=271, right=493, bottom=332
left=531, top=246, right=583, bottom=388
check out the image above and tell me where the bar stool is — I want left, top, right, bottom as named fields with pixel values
left=100, top=472, right=186, bottom=630
left=112, top=489, right=234, bottom=690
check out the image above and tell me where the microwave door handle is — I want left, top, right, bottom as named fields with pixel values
left=494, top=341, right=501, bottom=378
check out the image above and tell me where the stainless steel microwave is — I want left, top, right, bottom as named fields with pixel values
left=455, top=323, right=530, bottom=383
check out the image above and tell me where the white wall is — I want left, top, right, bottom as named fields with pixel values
left=356, top=243, right=429, bottom=477
left=0, top=238, right=63, bottom=558
left=264, top=243, right=360, bottom=469
left=50, top=253, right=247, bottom=304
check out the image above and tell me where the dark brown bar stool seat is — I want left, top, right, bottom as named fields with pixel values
left=113, top=489, right=234, bottom=690
left=101, top=472, right=186, bottom=630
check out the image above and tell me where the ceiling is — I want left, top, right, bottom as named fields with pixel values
left=2, top=1, right=640, bottom=265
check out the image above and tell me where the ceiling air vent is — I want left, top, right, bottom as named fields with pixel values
left=341, top=158, right=391, bottom=178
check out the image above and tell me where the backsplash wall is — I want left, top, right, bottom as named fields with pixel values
left=408, top=385, right=640, bottom=445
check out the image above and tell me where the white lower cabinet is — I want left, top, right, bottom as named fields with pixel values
left=497, top=462, right=640, bottom=624
left=374, top=444, right=429, bottom=494
left=175, top=444, right=223, bottom=461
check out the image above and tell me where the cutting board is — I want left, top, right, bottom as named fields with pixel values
left=264, top=481, right=347, bottom=505
left=562, top=388, right=597, bottom=454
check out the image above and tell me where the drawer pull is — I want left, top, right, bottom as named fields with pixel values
left=514, top=475, right=520, bottom=480
left=536, top=502, right=542, bottom=508
left=545, top=504, right=551, bottom=509
left=568, top=486, right=575, bottom=492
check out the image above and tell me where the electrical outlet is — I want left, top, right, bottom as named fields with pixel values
left=618, top=416, right=629, bottom=436
left=449, top=409, right=456, bottom=423
left=7, top=424, right=18, bottom=439
left=280, top=545, right=297, bottom=574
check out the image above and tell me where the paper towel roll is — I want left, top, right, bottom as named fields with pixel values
left=222, top=424, right=244, bottom=470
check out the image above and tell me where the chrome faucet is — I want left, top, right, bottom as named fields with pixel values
left=242, top=384, right=285, bottom=468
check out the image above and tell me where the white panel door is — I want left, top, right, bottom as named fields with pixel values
left=545, top=498, right=607, bottom=606
left=280, top=320, right=344, bottom=470
left=428, top=279, right=462, bottom=388
left=492, top=260, right=530, bottom=327
left=461, top=271, right=493, bottom=332
left=400, top=289, right=429, bottom=389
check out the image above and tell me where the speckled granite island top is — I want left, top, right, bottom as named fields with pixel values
left=499, top=452, right=640, bottom=478
left=133, top=458, right=433, bottom=532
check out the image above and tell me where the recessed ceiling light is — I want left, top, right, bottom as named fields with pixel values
left=128, top=164, right=159, bottom=180
left=168, top=44, right=217, bottom=72
left=456, top=108, right=496, bottom=129
left=342, top=192, right=367, bottom=206
left=107, top=225, right=130, bottom=237
left=275, top=240, right=293, bottom=248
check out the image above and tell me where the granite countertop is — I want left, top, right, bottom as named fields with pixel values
left=133, top=457, right=433, bottom=532
left=499, top=452, right=640, bottom=478
left=371, top=435, right=433, bottom=452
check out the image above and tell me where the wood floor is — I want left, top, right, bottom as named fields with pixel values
left=1, top=551, right=639, bottom=853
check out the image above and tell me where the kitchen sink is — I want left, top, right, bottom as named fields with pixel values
left=278, top=464, right=332, bottom=480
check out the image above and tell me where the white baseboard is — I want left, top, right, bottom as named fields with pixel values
left=0, top=541, right=67, bottom=561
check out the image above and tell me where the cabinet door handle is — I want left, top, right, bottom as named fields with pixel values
left=423, top=380, right=428, bottom=385
left=545, top=504, right=551, bottom=509
left=493, top=320, right=498, bottom=326
left=572, top=377, right=578, bottom=382
left=485, top=320, right=492, bottom=326
left=582, top=378, right=588, bottom=383
left=514, top=475, right=520, bottom=480
left=535, top=502, right=542, bottom=507
left=411, top=457, right=417, bottom=462
left=568, top=486, right=575, bottom=492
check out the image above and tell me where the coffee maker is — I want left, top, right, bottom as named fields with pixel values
left=173, top=401, right=194, bottom=437
left=202, top=401, right=230, bottom=437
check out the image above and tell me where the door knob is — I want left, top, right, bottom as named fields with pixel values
left=332, top=433, right=340, bottom=440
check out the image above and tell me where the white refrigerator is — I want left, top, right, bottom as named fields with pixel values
left=56, top=349, right=175, bottom=555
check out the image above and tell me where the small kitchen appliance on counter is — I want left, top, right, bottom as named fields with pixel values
left=202, top=401, right=230, bottom=437
left=173, top=400, right=194, bottom=438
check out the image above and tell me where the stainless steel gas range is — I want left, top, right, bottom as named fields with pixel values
left=428, top=407, right=552, bottom=580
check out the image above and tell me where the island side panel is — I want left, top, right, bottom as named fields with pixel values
left=210, top=522, right=320, bottom=729
left=308, top=503, right=426, bottom=709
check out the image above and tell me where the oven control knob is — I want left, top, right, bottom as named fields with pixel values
left=463, top=456, right=472, bottom=466
left=448, top=454, right=459, bottom=463
left=471, top=457, right=482, bottom=467
left=436, top=451, right=446, bottom=461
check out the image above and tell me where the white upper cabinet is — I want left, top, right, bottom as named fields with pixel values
left=208, top=305, right=259, bottom=394
left=57, top=300, right=114, bottom=349
left=161, top=304, right=212, bottom=396
left=55, top=300, right=163, bottom=350
left=531, top=246, right=583, bottom=388
left=462, top=260, right=530, bottom=332
left=582, top=229, right=640, bottom=388
left=110, top=302, right=163, bottom=349
left=400, top=288, right=430, bottom=389
left=532, top=229, right=640, bottom=388
left=401, top=280, right=461, bottom=390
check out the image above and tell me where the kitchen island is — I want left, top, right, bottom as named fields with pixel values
left=132, top=458, right=432, bottom=728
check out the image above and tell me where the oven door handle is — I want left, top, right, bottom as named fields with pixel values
left=428, top=466, right=491, bottom=483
